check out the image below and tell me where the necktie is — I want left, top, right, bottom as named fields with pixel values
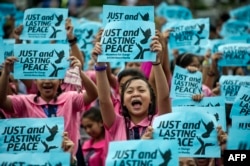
left=85, top=148, right=95, bottom=166
left=133, top=127, right=140, bottom=139
left=42, top=105, right=58, bottom=117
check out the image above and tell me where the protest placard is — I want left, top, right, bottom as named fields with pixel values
left=219, top=75, right=250, bottom=103
left=102, top=5, right=154, bottom=26
left=153, top=111, right=220, bottom=157
left=98, top=20, right=156, bottom=63
left=14, top=43, right=69, bottom=79
left=218, top=43, right=250, bottom=66
left=106, top=140, right=178, bottom=166
left=230, top=86, right=250, bottom=117
left=0, top=152, right=70, bottom=165
left=20, top=8, right=68, bottom=40
left=0, top=117, right=64, bottom=153
left=170, top=65, right=202, bottom=98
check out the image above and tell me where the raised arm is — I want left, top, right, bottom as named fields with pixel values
left=13, top=24, right=23, bottom=44
left=204, top=52, right=221, bottom=90
left=94, top=29, right=117, bottom=89
left=68, top=56, right=97, bottom=105
left=92, top=42, right=116, bottom=128
left=0, top=57, right=16, bottom=113
left=148, top=30, right=172, bottom=100
left=151, top=36, right=171, bottom=115
left=160, top=29, right=172, bottom=85
left=61, top=132, right=77, bottom=165
left=13, top=25, right=35, bottom=91
left=66, top=18, right=84, bottom=65
left=80, top=69, right=98, bottom=106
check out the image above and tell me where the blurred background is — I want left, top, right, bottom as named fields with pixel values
left=1, top=0, right=250, bottom=21
left=0, top=0, right=249, bottom=40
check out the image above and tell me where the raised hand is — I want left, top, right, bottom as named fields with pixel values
left=2, top=57, right=18, bottom=75
left=13, top=25, right=23, bottom=43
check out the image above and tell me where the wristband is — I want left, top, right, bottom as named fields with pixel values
left=68, top=37, right=77, bottom=46
left=152, top=62, right=161, bottom=65
left=94, top=64, right=107, bottom=71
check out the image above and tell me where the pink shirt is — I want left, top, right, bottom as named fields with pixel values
left=111, top=92, right=121, bottom=115
left=9, top=91, right=86, bottom=154
left=140, top=62, right=152, bottom=79
left=103, top=113, right=155, bottom=159
left=82, top=138, right=106, bottom=166
left=202, top=84, right=212, bottom=97
left=106, top=114, right=153, bottom=140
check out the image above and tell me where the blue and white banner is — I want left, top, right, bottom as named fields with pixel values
left=231, top=116, right=250, bottom=130
left=74, top=21, right=102, bottom=53
left=0, top=153, right=70, bottom=165
left=74, top=21, right=102, bottom=70
left=98, top=20, right=156, bottom=62
left=162, top=18, right=209, bottom=49
left=153, top=111, right=220, bottom=157
left=219, top=75, right=250, bottom=103
left=170, top=65, right=202, bottom=98
left=14, top=43, right=69, bottom=79
left=209, top=37, right=250, bottom=54
left=102, top=5, right=154, bottom=26
left=20, top=8, right=68, bottom=40
left=0, top=117, right=64, bottom=153
left=2, top=39, right=15, bottom=64
left=218, top=43, right=250, bottom=66
left=173, top=106, right=226, bottom=132
left=106, top=140, right=178, bottom=166
left=230, top=86, right=250, bottom=117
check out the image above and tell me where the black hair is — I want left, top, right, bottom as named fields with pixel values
left=34, top=85, right=63, bottom=103
left=0, top=111, right=6, bottom=119
left=210, top=24, right=216, bottom=33
left=82, top=107, right=103, bottom=123
left=220, top=12, right=230, bottom=23
left=120, top=76, right=156, bottom=139
left=118, top=68, right=146, bottom=83
left=82, top=107, right=105, bottom=138
left=175, top=53, right=198, bottom=68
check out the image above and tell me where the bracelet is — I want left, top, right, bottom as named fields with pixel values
left=152, top=62, right=161, bottom=65
left=68, top=37, right=77, bottom=46
left=94, top=64, right=107, bottom=71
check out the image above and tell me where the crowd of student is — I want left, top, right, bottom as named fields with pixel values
left=0, top=2, right=249, bottom=166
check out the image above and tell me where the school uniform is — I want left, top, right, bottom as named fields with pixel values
left=82, top=138, right=106, bottom=166
left=103, top=113, right=156, bottom=159
left=9, top=91, right=86, bottom=155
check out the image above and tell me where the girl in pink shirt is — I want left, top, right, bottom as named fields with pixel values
left=81, top=107, right=105, bottom=166
left=0, top=56, right=97, bottom=157
left=92, top=35, right=171, bottom=159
